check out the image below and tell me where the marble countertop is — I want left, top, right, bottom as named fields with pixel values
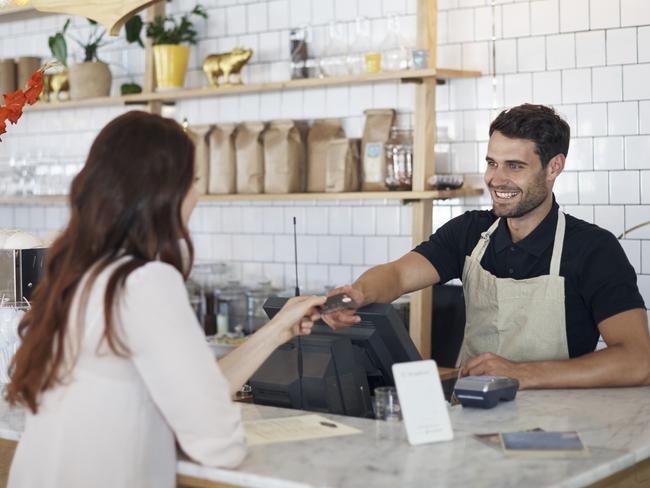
left=2, top=388, right=650, bottom=487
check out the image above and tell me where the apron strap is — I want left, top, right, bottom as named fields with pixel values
left=549, top=211, right=566, bottom=276
left=470, top=218, right=501, bottom=263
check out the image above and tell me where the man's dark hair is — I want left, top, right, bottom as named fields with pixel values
left=489, top=104, right=570, bottom=167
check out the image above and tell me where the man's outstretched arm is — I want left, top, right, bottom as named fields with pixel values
left=323, top=252, right=441, bottom=329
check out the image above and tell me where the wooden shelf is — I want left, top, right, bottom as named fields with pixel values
left=0, top=195, right=67, bottom=205
left=0, top=188, right=482, bottom=205
left=198, top=188, right=482, bottom=202
left=26, top=67, right=481, bottom=112
left=0, top=5, right=53, bottom=19
left=0, top=5, right=32, bottom=17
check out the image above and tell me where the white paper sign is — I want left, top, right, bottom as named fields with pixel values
left=392, top=359, right=454, bottom=446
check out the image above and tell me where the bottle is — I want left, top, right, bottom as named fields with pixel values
left=380, top=14, right=410, bottom=72
left=289, top=27, right=309, bottom=79
left=319, top=21, right=348, bottom=77
left=346, top=17, right=372, bottom=75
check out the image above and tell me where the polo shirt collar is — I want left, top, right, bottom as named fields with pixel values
left=492, top=196, right=560, bottom=257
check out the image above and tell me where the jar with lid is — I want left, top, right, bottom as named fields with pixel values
left=188, top=262, right=229, bottom=336
left=384, top=127, right=413, bottom=190
left=246, top=281, right=275, bottom=335
left=216, top=281, right=248, bottom=336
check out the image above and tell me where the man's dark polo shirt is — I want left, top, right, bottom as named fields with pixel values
left=413, top=199, right=646, bottom=358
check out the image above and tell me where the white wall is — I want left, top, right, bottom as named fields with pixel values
left=0, top=0, right=648, bottom=304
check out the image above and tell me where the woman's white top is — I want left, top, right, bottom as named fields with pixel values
left=8, top=260, right=247, bottom=488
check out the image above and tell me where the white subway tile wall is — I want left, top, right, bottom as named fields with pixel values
left=0, top=0, right=648, bottom=307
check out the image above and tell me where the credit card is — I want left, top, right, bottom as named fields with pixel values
left=320, top=293, right=356, bottom=314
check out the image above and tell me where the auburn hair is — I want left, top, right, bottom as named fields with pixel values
left=6, top=111, right=195, bottom=413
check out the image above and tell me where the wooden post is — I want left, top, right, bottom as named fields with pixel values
left=143, top=1, right=164, bottom=115
left=409, top=0, right=438, bottom=359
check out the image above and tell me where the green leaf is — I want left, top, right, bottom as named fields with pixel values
left=120, top=82, right=142, bottom=95
left=48, top=33, right=67, bottom=67
left=125, top=15, right=144, bottom=48
left=145, top=3, right=208, bottom=46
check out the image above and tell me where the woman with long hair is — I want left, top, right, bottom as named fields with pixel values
left=5, top=111, right=325, bottom=487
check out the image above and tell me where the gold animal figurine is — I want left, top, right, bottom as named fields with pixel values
left=40, top=71, right=69, bottom=102
left=202, top=47, right=253, bottom=88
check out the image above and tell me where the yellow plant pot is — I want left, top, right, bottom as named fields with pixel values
left=153, top=44, right=190, bottom=90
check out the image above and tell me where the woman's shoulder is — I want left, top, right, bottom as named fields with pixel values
left=126, top=260, right=185, bottom=289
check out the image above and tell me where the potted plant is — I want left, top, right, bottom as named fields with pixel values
left=67, top=19, right=112, bottom=100
left=144, top=5, right=208, bottom=90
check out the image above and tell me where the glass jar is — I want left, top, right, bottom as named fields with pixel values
left=384, top=127, right=414, bottom=190
left=217, top=281, right=248, bottom=336
left=246, top=281, right=275, bottom=334
left=188, top=262, right=229, bottom=336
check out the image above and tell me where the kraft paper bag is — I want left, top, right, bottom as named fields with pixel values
left=208, top=123, right=237, bottom=194
left=325, top=138, right=360, bottom=193
left=263, top=119, right=306, bottom=194
left=307, top=119, right=345, bottom=192
left=187, top=124, right=213, bottom=195
left=235, top=122, right=266, bottom=194
left=361, top=108, right=395, bottom=191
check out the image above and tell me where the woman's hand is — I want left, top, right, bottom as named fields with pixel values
left=268, top=295, right=327, bottom=345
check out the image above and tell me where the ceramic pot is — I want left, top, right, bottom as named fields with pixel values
left=15, top=56, right=40, bottom=89
left=0, top=59, right=16, bottom=94
left=68, top=61, right=112, bottom=100
left=153, top=44, right=190, bottom=90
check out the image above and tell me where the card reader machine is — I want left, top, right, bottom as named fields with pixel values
left=453, top=376, right=519, bottom=409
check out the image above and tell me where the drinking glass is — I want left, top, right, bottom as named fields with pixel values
left=374, top=386, right=402, bottom=421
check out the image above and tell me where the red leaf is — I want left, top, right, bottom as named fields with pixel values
left=24, top=70, right=43, bottom=105
left=0, top=115, right=6, bottom=141
left=0, top=65, right=48, bottom=141
left=2, top=90, right=25, bottom=124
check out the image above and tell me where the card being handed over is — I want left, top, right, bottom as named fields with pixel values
left=320, top=293, right=357, bottom=314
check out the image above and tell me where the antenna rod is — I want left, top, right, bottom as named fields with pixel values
left=293, top=216, right=303, bottom=409
left=293, top=217, right=300, bottom=297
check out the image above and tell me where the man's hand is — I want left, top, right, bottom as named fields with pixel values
left=321, top=285, right=364, bottom=330
left=462, top=352, right=534, bottom=389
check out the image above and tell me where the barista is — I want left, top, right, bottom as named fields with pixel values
left=326, top=104, right=650, bottom=389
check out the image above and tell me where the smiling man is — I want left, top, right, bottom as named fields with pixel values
left=326, top=104, right=650, bottom=389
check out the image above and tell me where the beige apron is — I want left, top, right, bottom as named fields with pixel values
left=459, top=211, right=569, bottom=364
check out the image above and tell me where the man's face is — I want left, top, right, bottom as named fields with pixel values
left=484, top=131, right=550, bottom=218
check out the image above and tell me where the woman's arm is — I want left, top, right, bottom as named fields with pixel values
left=218, top=295, right=326, bottom=396
left=123, top=262, right=247, bottom=468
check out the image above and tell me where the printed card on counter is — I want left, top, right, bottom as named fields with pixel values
left=244, top=414, right=361, bottom=446
left=500, top=431, right=590, bottom=458
left=392, top=359, right=454, bottom=446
